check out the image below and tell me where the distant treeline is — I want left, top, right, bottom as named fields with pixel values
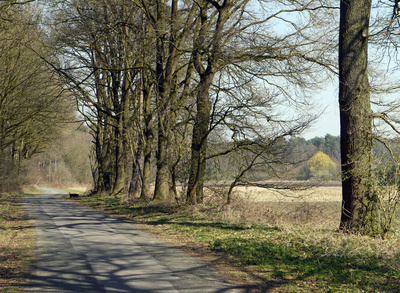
left=289, top=134, right=341, bottom=163
left=205, top=134, right=341, bottom=184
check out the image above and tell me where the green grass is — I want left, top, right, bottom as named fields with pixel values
left=77, top=194, right=400, bottom=292
left=208, top=229, right=399, bottom=292
left=0, top=193, right=35, bottom=293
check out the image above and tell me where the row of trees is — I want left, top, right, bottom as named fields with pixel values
left=46, top=0, right=336, bottom=203
left=0, top=2, right=73, bottom=192
left=47, top=0, right=400, bottom=236
left=309, top=134, right=340, bottom=162
left=4, top=0, right=400, bottom=237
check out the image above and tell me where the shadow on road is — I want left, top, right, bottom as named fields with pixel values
left=23, top=190, right=245, bottom=293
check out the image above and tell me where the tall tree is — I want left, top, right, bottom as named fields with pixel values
left=148, top=0, right=197, bottom=201
left=338, top=0, right=381, bottom=235
left=50, top=0, right=142, bottom=195
left=187, top=0, right=232, bottom=204
left=186, top=0, right=337, bottom=204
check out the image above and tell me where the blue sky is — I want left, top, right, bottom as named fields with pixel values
left=303, top=84, right=340, bottom=140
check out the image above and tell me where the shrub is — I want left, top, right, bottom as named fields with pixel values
left=307, top=151, right=338, bottom=181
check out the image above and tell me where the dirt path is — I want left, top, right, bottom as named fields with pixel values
left=23, top=187, right=241, bottom=293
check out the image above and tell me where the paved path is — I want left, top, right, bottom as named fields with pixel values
left=23, top=187, right=241, bottom=293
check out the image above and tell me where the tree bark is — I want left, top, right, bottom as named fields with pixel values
left=339, top=0, right=381, bottom=235
left=112, top=94, right=128, bottom=196
left=187, top=76, right=212, bottom=204
left=153, top=0, right=180, bottom=201
left=140, top=85, right=153, bottom=200
left=187, top=0, right=230, bottom=204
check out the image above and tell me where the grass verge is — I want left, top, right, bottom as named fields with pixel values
left=74, top=193, right=400, bottom=292
left=0, top=193, right=35, bottom=293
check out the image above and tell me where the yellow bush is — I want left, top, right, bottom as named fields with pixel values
left=307, top=151, right=337, bottom=180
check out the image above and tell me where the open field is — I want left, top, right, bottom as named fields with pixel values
left=202, top=184, right=345, bottom=231
left=231, top=185, right=342, bottom=203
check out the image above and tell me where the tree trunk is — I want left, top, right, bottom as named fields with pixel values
left=187, top=76, right=212, bottom=204
left=141, top=143, right=152, bottom=199
left=112, top=69, right=130, bottom=196
left=128, top=73, right=145, bottom=200
left=128, top=88, right=145, bottom=200
left=129, top=145, right=143, bottom=198
left=154, top=136, right=172, bottom=201
left=187, top=0, right=230, bottom=204
left=112, top=120, right=126, bottom=195
left=140, top=86, right=153, bottom=200
left=153, top=0, right=178, bottom=201
left=339, top=0, right=381, bottom=236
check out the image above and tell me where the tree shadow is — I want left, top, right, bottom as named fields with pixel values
left=23, top=194, right=251, bottom=292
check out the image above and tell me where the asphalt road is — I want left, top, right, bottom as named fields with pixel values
left=23, top=187, right=242, bottom=293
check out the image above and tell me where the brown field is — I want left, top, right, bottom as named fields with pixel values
left=201, top=183, right=397, bottom=231
left=231, top=185, right=342, bottom=203
left=196, top=184, right=344, bottom=231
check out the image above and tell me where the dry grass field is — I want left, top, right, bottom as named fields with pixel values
left=205, top=182, right=400, bottom=233
left=203, top=183, right=344, bottom=231
left=232, top=185, right=342, bottom=203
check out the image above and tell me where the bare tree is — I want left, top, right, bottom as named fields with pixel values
left=46, top=0, right=337, bottom=205
left=185, top=0, right=337, bottom=203
left=0, top=4, right=73, bottom=192
left=49, top=0, right=145, bottom=195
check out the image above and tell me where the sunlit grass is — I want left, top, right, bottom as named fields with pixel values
left=0, top=193, right=35, bottom=293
